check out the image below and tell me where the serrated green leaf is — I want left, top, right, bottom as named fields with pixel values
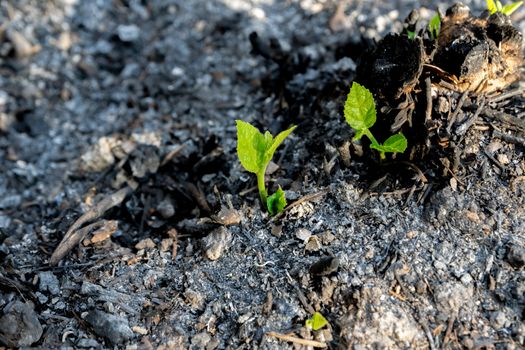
left=487, top=0, right=498, bottom=13
left=502, top=1, right=523, bottom=15
left=429, top=13, right=441, bottom=40
left=305, top=312, right=328, bottom=331
left=267, top=186, right=287, bottom=216
left=370, top=133, right=408, bottom=153
left=236, top=120, right=264, bottom=173
left=265, top=125, right=297, bottom=165
left=344, top=82, right=376, bottom=132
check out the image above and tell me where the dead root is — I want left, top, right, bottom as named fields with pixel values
left=49, top=186, right=133, bottom=265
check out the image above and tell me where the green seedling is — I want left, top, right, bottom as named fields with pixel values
left=429, top=13, right=441, bottom=40
left=487, top=0, right=523, bottom=15
left=236, top=120, right=296, bottom=216
left=305, top=312, right=329, bottom=331
left=344, top=82, right=408, bottom=159
left=406, top=29, right=417, bottom=40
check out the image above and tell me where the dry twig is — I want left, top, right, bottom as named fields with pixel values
left=266, top=332, right=327, bottom=348
left=50, top=186, right=133, bottom=265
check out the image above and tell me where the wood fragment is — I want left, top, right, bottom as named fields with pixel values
left=285, top=271, right=315, bottom=314
left=492, top=130, right=525, bottom=146
left=488, top=87, right=524, bottom=103
left=185, top=182, right=211, bottom=213
left=456, top=98, right=485, bottom=136
left=443, top=316, right=455, bottom=347
left=50, top=186, right=133, bottom=265
left=400, top=161, right=428, bottom=183
left=447, top=90, right=468, bottom=133
left=482, top=110, right=525, bottom=130
left=417, top=183, right=433, bottom=206
left=416, top=315, right=436, bottom=350
left=483, top=149, right=507, bottom=172
left=442, top=163, right=465, bottom=186
left=160, top=144, right=185, bottom=166
left=0, top=274, right=32, bottom=301
left=266, top=331, right=327, bottom=348
left=369, top=186, right=424, bottom=197
left=424, top=77, right=432, bottom=124
left=83, top=220, right=118, bottom=245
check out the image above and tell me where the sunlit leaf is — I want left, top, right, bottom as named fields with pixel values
left=370, top=133, right=408, bottom=154
left=429, top=13, right=441, bottom=40
left=502, top=1, right=523, bottom=15
left=305, top=312, right=329, bottom=331
left=236, top=120, right=264, bottom=173
left=344, top=82, right=376, bottom=132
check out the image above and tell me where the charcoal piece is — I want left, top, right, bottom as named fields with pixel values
left=84, top=310, right=133, bottom=345
left=309, top=257, right=340, bottom=277
left=356, top=34, right=424, bottom=101
left=434, top=34, right=488, bottom=80
left=0, top=301, right=43, bottom=347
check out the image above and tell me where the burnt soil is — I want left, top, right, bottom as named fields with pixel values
left=0, top=1, right=524, bottom=349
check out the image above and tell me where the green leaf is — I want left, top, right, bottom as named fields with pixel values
left=267, top=186, right=287, bottom=216
left=502, top=1, right=523, bottom=15
left=344, top=82, right=376, bottom=132
left=429, top=13, right=441, bottom=40
left=370, top=133, right=408, bottom=154
left=406, top=30, right=416, bottom=40
left=305, top=312, right=329, bottom=331
left=487, top=0, right=498, bottom=13
left=353, top=130, right=366, bottom=141
left=236, top=120, right=264, bottom=173
left=265, top=125, right=297, bottom=165
left=497, top=0, right=503, bottom=11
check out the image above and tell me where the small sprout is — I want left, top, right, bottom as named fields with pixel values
left=305, top=312, right=329, bottom=331
left=406, top=30, right=417, bottom=40
left=236, top=120, right=296, bottom=215
left=267, top=185, right=287, bottom=216
left=344, top=82, right=407, bottom=159
left=487, top=0, right=523, bottom=15
left=429, top=13, right=441, bottom=40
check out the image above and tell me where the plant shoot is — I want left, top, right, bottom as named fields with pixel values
left=344, top=82, right=407, bottom=159
left=236, top=120, right=296, bottom=215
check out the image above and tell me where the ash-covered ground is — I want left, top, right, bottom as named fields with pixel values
left=0, top=0, right=524, bottom=349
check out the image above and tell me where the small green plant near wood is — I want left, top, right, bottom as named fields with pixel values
left=236, top=120, right=296, bottom=216
left=486, top=0, right=523, bottom=15
left=344, top=82, right=408, bottom=159
left=406, top=29, right=417, bottom=40
left=305, top=312, right=329, bottom=331
left=428, top=13, right=441, bottom=40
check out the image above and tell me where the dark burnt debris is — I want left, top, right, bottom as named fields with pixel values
left=250, top=3, right=523, bottom=187
left=1, top=1, right=525, bottom=348
left=353, top=3, right=524, bottom=183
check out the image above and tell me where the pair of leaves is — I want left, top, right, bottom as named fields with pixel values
left=344, top=82, right=407, bottom=157
left=487, top=0, right=523, bottom=15
left=236, top=120, right=295, bottom=215
left=236, top=120, right=296, bottom=175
